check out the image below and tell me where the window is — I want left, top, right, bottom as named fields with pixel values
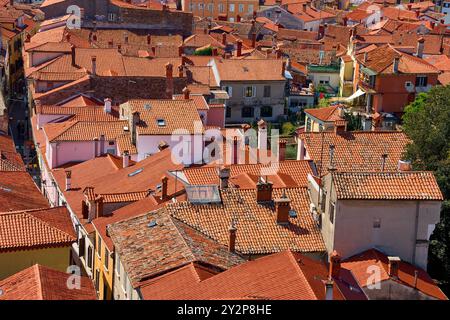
left=239, top=4, right=244, bottom=12
left=263, top=85, right=271, bottom=97
left=320, top=189, right=327, bottom=213
left=415, top=76, right=428, bottom=87
left=97, top=236, right=102, bottom=258
left=248, top=4, right=254, bottom=13
left=107, top=13, right=116, bottom=22
left=218, top=3, right=224, bottom=13
left=208, top=3, right=213, bottom=12
left=306, top=117, right=312, bottom=132
left=226, top=106, right=231, bottom=118
left=229, top=17, right=234, bottom=22
left=373, top=218, right=381, bottom=228
left=329, top=201, right=335, bottom=224
left=244, top=86, right=255, bottom=98
left=241, top=107, right=254, bottom=118
left=221, top=86, right=232, bottom=97
left=87, top=246, right=93, bottom=269
left=78, top=237, right=85, bottom=258
left=198, top=3, right=204, bottom=10
left=261, top=106, right=273, bottom=117
left=229, top=4, right=235, bottom=12
left=95, top=270, right=100, bottom=291
left=104, top=249, right=109, bottom=270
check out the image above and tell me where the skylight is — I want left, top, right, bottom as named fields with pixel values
left=148, top=220, right=157, bottom=228
left=144, top=103, right=151, bottom=110
left=157, top=119, right=166, bottom=127
left=128, top=168, right=143, bottom=177
left=186, top=185, right=221, bottom=204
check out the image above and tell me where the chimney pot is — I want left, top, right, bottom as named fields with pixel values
left=122, top=150, right=130, bottom=168
left=95, top=196, right=104, bottom=218
left=182, top=87, right=190, bottom=100
left=416, top=37, right=425, bottom=58
left=71, top=45, right=76, bottom=66
left=388, top=256, right=401, bottom=278
left=104, top=98, right=112, bottom=113
left=218, top=166, right=230, bottom=189
left=236, top=40, right=243, bottom=57
left=279, top=139, right=287, bottom=161
left=91, top=56, right=97, bottom=76
left=147, top=34, right=151, bottom=45
left=222, top=32, right=227, bottom=46
left=228, top=223, right=237, bottom=252
left=252, top=33, right=256, bottom=48
left=256, top=178, right=273, bottom=202
left=329, top=250, right=342, bottom=279
left=65, top=170, right=72, bottom=191
left=161, top=176, right=169, bottom=200
left=274, top=190, right=290, bottom=224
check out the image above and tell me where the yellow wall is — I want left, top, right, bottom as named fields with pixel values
left=0, top=246, right=71, bottom=280
left=93, top=231, right=114, bottom=300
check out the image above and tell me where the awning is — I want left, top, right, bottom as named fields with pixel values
left=345, top=89, right=365, bottom=101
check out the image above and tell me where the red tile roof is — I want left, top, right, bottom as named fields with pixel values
left=0, top=134, right=25, bottom=171
left=213, top=58, right=286, bottom=81
left=299, top=131, right=410, bottom=173
left=304, top=105, right=344, bottom=122
left=166, top=187, right=325, bottom=255
left=331, top=171, right=443, bottom=200
left=0, top=264, right=96, bottom=300
left=108, top=209, right=245, bottom=287
left=342, top=249, right=447, bottom=300
left=0, top=207, right=76, bottom=252
left=0, top=171, right=50, bottom=212
left=141, top=250, right=345, bottom=300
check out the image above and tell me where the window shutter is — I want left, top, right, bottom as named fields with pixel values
left=228, top=86, right=232, bottom=97
left=252, top=86, right=256, bottom=97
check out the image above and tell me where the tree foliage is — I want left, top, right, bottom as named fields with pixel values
left=402, top=85, right=450, bottom=294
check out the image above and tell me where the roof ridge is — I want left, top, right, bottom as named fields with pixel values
left=169, top=213, right=202, bottom=263
left=285, top=250, right=318, bottom=299
left=25, top=210, right=75, bottom=242
left=35, top=264, right=44, bottom=300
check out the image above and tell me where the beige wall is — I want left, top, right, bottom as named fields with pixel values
left=320, top=175, right=441, bottom=269
left=0, top=246, right=72, bottom=280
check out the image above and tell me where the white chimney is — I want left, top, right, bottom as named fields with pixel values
left=104, top=98, right=112, bottom=113
left=122, top=150, right=130, bottom=168
left=257, top=119, right=267, bottom=151
left=398, top=160, right=412, bottom=171
left=65, top=170, right=72, bottom=191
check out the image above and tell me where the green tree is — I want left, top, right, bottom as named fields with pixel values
left=402, top=85, right=450, bottom=294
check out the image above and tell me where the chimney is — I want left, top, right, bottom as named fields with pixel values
left=381, top=153, right=388, bottom=171
left=318, top=24, right=325, bottom=39
left=131, top=111, right=140, bottom=145
left=415, top=9, right=420, bottom=18
left=325, top=280, right=334, bottom=300
left=302, top=3, right=307, bottom=12
left=364, top=51, right=368, bottom=63
left=91, top=56, right=97, bottom=76
left=104, top=98, right=112, bottom=113
left=71, top=45, right=76, bottom=66
left=274, top=190, right=290, bottom=224
left=212, top=47, right=218, bottom=56
left=253, top=10, right=257, bottom=20
left=65, top=170, right=72, bottom=191
left=218, top=166, right=230, bottom=189
left=182, top=87, right=190, bottom=100
left=108, top=39, right=113, bottom=48
left=388, top=256, right=401, bottom=279
left=222, top=32, right=227, bottom=46
left=328, top=144, right=336, bottom=170
left=232, top=137, right=240, bottom=164
left=92, top=33, right=97, bottom=42
left=236, top=40, right=242, bottom=57
left=165, top=63, right=174, bottom=98
left=343, top=17, right=348, bottom=26
left=257, top=119, right=267, bottom=151
left=147, top=34, right=151, bottom=45
left=25, top=33, right=31, bottom=42
left=228, top=222, right=237, bottom=252
left=334, top=120, right=347, bottom=134
left=329, top=251, right=342, bottom=279
left=393, top=56, right=400, bottom=73
left=252, top=33, right=256, bottom=48
left=279, top=139, right=286, bottom=161
left=178, top=45, right=184, bottom=57
left=407, top=4, right=412, bottom=10
left=117, top=44, right=122, bottom=53
left=178, top=65, right=184, bottom=78
left=95, top=196, right=104, bottom=218
left=256, top=177, right=273, bottom=202
left=99, top=134, right=105, bottom=155
left=161, top=176, right=168, bottom=200
left=236, top=14, right=241, bottom=22
left=430, top=21, right=435, bottom=30
left=398, top=160, right=412, bottom=171
left=416, top=37, right=425, bottom=58
left=124, top=32, right=129, bottom=44
left=122, top=150, right=130, bottom=168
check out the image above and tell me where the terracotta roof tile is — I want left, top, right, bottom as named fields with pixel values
left=166, top=187, right=326, bottom=255
left=0, top=171, right=49, bottom=212
left=299, top=131, right=410, bottom=173
left=108, top=209, right=245, bottom=287
left=141, top=250, right=345, bottom=300
left=304, top=105, right=344, bottom=122
left=331, top=171, right=443, bottom=200
left=0, top=207, right=76, bottom=252
left=0, top=264, right=96, bottom=300
left=342, top=249, right=447, bottom=300
left=213, top=58, right=286, bottom=81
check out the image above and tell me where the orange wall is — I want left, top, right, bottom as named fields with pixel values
left=183, top=0, right=259, bottom=21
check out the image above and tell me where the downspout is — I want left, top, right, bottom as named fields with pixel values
left=412, top=200, right=420, bottom=265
